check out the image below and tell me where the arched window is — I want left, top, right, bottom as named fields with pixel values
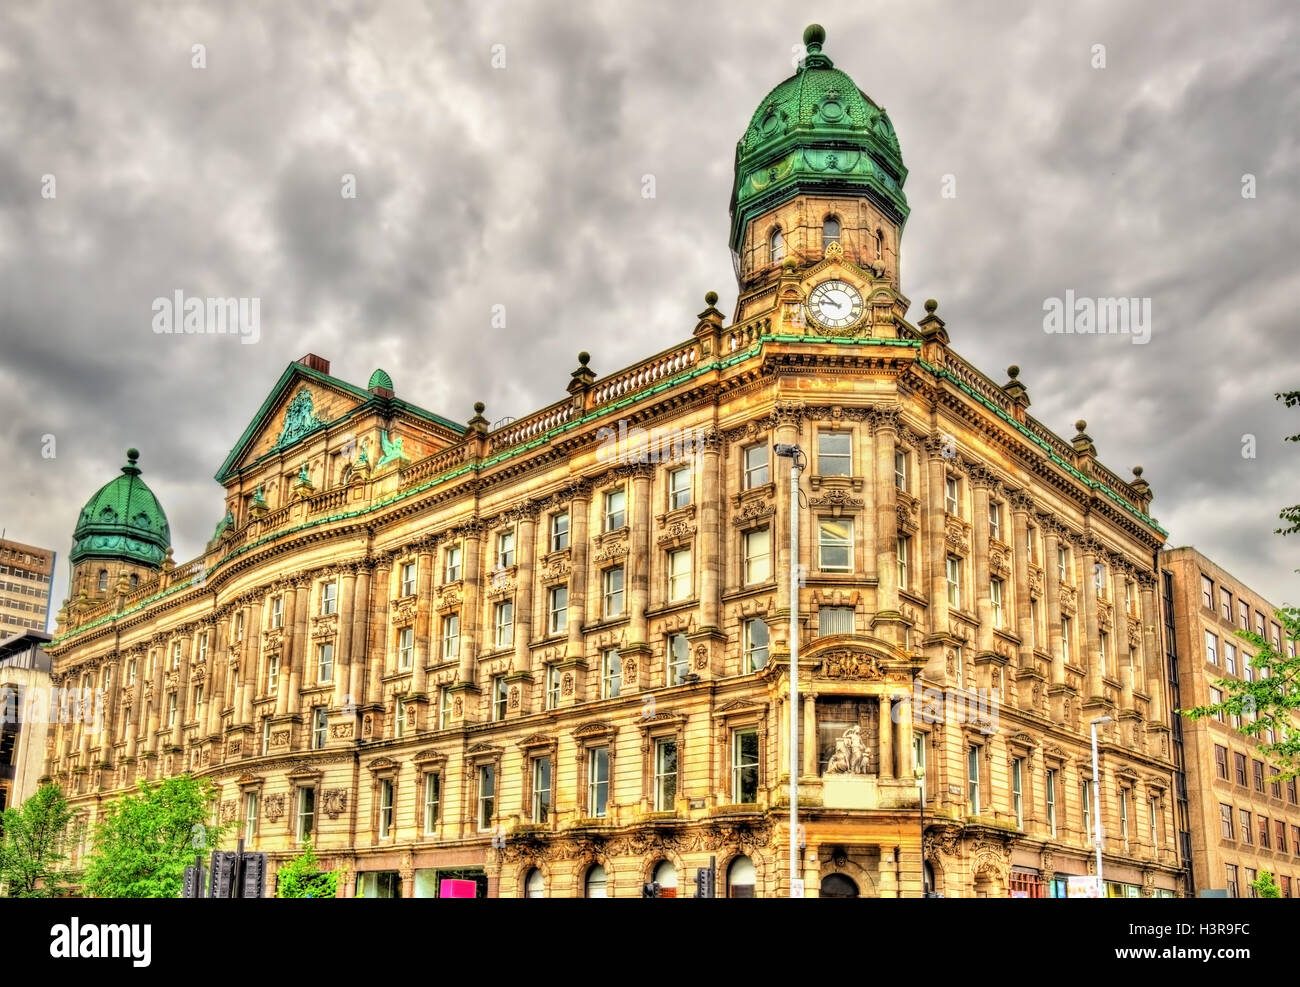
left=129, top=574, right=139, bottom=589
left=820, top=873, right=859, bottom=898
left=728, top=855, right=756, bottom=898
left=874, top=228, right=884, bottom=261
left=653, top=860, right=678, bottom=898
left=585, top=864, right=607, bottom=898
left=823, top=216, right=841, bottom=248
left=525, top=868, right=544, bottom=898
left=769, top=228, right=785, bottom=265
left=97, top=570, right=108, bottom=592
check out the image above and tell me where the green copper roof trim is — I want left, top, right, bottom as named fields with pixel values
left=56, top=334, right=1157, bottom=647
left=215, top=362, right=464, bottom=483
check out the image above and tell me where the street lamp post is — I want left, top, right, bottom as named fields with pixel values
left=775, top=443, right=805, bottom=898
left=916, top=765, right=927, bottom=897
left=1090, top=715, right=1112, bottom=891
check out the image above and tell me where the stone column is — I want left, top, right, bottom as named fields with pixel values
left=1139, top=573, right=1163, bottom=720
left=1081, top=540, right=1102, bottom=699
left=628, top=467, right=653, bottom=646
left=698, top=429, right=723, bottom=631
left=334, top=565, right=357, bottom=709
left=894, top=692, right=914, bottom=778
left=877, top=846, right=898, bottom=898
left=514, top=508, right=538, bottom=672
left=873, top=411, right=900, bottom=635
left=1043, top=524, right=1064, bottom=685
left=1011, top=493, right=1034, bottom=666
left=925, top=434, right=950, bottom=630
left=458, top=527, right=483, bottom=685
left=972, top=470, right=993, bottom=655
left=206, top=617, right=227, bottom=738
left=369, top=557, right=394, bottom=703
left=172, top=637, right=190, bottom=748
left=1114, top=562, right=1133, bottom=706
left=878, top=695, right=893, bottom=780
left=413, top=543, right=436, bottom=696
left=347, top=566, right=371, bottom=708
left=802, top=692, right=817, bottom=777
left=240, top=600, right=262, bottom=725
left=772, top=407, right=802, bottom=634
left=567, top=485, right=591, bottom=655
left=275, top=583, right=297, bottom=717
left=287, top=577, right=310, bottom=716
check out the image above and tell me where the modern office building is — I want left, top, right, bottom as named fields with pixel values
left=0, top=630, right=55, bottom=815
left=0, top=538, right=55, bottom=637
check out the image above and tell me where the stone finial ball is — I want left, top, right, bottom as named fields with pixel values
left=1133, top=466, right=1144, bottom=477
left=782, top=256, right=798, bottom=270
left=474, top=401, right=486, bottom=414
left=127, top=447, right=140, bottom=460
left=1075, top=419, right=1087, bottom=432
left=578, top=351, right=590, bottom=366
left=1007, top=365, right=1020, bottom=379
left=705, top=291, right=718, bottom=306
left=924, top=299, right=938, bottom=314
left=803, top=24, right=826, bottom=46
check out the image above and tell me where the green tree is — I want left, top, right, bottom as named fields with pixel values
left=1277, top=390, right=1300, bottom=536
left=0, top=784, right=74, bottom=897
left=1251, top=870, right=1282, bottom=898
left=82, top=775, right=226, bottom=898
left=275, top=839, right=339, bottom=898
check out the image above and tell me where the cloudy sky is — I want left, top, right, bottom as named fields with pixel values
left=1, top=0, right=1296, bottom=620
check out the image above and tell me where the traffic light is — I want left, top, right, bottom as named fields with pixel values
left=641, top=881, right=661, bottom=898
left=695, top=867, right=715, bottom=898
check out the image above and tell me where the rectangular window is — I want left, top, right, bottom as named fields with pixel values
left=171, top=641, right=182, bottom=669
left=321, top=581, right=337, bottom=615
left=743, top=527, right=771, bottom=584
left=494, top=601, right=514, bottom=648
left=550, top=512, right=570, bottom=552
left=818, top=517, right=852, bottom=573
left=744, top=618, right=770, bottom=672
left=668, top=467, right=691, bottom=510
left=398, top=626, right=414, bottom=669
left=197, top=632, right=208, bottom=662
left=1240, top=809, right=1253, bottom=844
left=1225, top=642, right=1237, bottom=675
left=441, top=613, right=460, bottom=661
left=588, top=747, right=610, bottom=817
left=444, top=545, right=462, bottom=582
left=989, top=501, right=1002, bottom=542
left=602, top=567, right=625, bottom=618
left=271, top=596, right=284, bottom=629
left=894, top=449, right=908, bottom=491
left=667, top=547, right=692, bottom=601
left=897, top=534, right=910, bottom=590
left=1099, top=630, right=1109, bottom=665
left=1234, top=751, right=1247, bottom=785
left=654, top=738, right=678, bottom=811
left=667, top=633, right=689, bottom=686
left=261, top=719, right=271, bottom=756
left=400, top=562, right=416, bottom=597
left=1225, top=863, right=1238, bottom=899
left=1218, top=802, right=1233, bottom=839
left=1149, top=796, right=1160, bottom=848
left=604, top=489, right=626, bottom=532
left=478, top=765, right=495, bottom=831
left=946, top=556, right=962, bottom=609
left=732, top=729, right=759, bottom=804
left=1292, top=825, right=1300, bottom=854
left=492, top=676, right=507, bottom=722
left=743, top=445, right=769, bottom=489
left=967, top=745, right=980, bottom=814
left=1057, top=546, right=1069, bottom=583
left=1061, top=615, right=1073, bottom=661
left=817, top=431, right=851, bottom=476
left=914, top=732, right=927, bottom=800
left=1030, top=598, right=1041, bottom=648
left=1212, top=688, right=1225, bottom=723
left=127, top=658, right=138, bottom=685
left=244, top=792, right=258, bottom=843
left=1245, top=868, right=1258, bottom=898
left=546, top=665, right=560, bottom=710
left=818, top=606, right=854, bottom=637
left=1046, top=768, right=1058, bottom=837
left=379, top=778, right=394, bottom=838
left=192, top=682, right=204, bottom=715
left=1260, top=815, right=1271, bottom=849
left=1253, top=759, right=1265, bottom=793
left=1082, top=781, right=1092, bottom=841
left=1288, top=779, right=1298, bottom=806
left=166, top=692, right=177, bottom=728
left=602, top=648, right=621, bottom=699
left=312, top=707, right=327, bottom=749
left=395, top=699, right=406, bottom=738
left=1220, top=587, right=1232, bottom=621
left=1026, top=524, right=1038, bottom=563
left=234, top=611, right=244, bottom=642
left=945, top=476, right=960, bottom=516
left=1119, top=787, right=1129, bottom=840
left=1277, top=819, right=1287, bottom=851
left=1012, top=757, right=1024, bottom=828
left=532, top=757, right=551, bottom=824
left=1214, top=744, right=1228, bottom=780
left=990, top=577, right=1005, bottom=629
left=423, top=773, right=440, bottom=833
left=438, top=687, right=452, bottom=730
left=317, top=642, right=333, bottom=683
left=1238, top=600, right=1249, bottom=630
left=1201, top=575, right=1214, bottom=608
left=1205, top=631, right=1218, bottom=665
left=497, top=530, right=515, bottom=569
left=297, top=787, right=315, bottom=842
left=548, top=585, right=568, bottom=635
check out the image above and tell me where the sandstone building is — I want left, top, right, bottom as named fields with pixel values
left=45, top=25, right=1182, bottom=897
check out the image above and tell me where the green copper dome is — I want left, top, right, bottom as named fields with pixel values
left=70, top=448, right=172, bottom=568
left=730, top=24, right=909, bottom=253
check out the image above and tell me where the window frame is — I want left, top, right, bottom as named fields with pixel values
left=816, top=430, right=852, bottom=477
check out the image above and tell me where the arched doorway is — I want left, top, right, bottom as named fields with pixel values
left=820, top=873, right=859, bottom=898
left=585, top=864, right=607, bottom=898
left=728, top=856, right=756, bottom=898
left=524, top=868, right=544, bottom=898
left=653, top=860, right=678, bottom=898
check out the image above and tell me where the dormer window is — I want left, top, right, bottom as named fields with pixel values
left=823, top=216, right=841, bottom=248
left=769, top=228, right=785, bottom=265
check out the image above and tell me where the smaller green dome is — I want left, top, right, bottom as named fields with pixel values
left=70, top=449, right=171, bottom=569
left=368, top=368, right=394, bottom=391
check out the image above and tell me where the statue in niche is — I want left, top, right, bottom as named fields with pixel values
left=824, top=725, right=869, bottom=775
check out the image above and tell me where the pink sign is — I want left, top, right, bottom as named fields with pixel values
left=440, top=879, right=478, bottom=898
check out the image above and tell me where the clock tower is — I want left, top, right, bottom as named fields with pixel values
left=730, top=25, right=911, bottom=337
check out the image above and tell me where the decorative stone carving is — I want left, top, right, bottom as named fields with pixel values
left=823, top=724, right=871, bottom=775
left=656, top=518, right=698, bottom=545
left=809, top=488, right=864, bottom=510
left=731, top=499, right=775, bottom=527
left=329, top=722, right=354, bottom=739
left=220, top=799, right=237, bottom=823
left=263, top=793, right=286, bottom=822
left=562, top=673, right=575, bottom=696
left=1059, top=583, right=1077, bottom=615
left=322, top=789, right=348, bottom=819
left=270, top=730, right=290, bottom=750
left=818, top=650, right=883, bottom=681
left=508, top=686, right=520, bottom=710
left=541, top=555, right=572, bottom=582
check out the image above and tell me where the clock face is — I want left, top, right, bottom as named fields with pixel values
left=807, top=279, right=864, bottom=331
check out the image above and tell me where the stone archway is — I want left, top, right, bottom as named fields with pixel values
left=820, top=873, right=860, bottom=898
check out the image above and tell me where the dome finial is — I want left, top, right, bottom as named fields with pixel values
left=122, top=447, right=142, bottom=476
left=803, top=24, right=826, bottom=49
